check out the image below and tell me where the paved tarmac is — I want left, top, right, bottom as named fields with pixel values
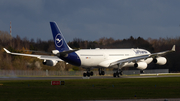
left=0, top=75, right=180, bottom=80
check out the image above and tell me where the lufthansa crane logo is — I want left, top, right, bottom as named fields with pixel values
left=55, top=33, right=63, bottom=47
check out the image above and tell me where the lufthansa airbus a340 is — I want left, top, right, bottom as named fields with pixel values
left=4, top=22, right=175, bottom=77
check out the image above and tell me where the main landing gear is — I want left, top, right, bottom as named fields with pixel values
left=83, top=68, right=93, bottom=77
left=113, top=69, right=123, bottom=77
left=83, top=68, right=105, bottom=77
left=98, top=68, right=105, bottom=76
left=113, top=63, right=123, bottom=77
left=83, top=71, right=93, bottom=77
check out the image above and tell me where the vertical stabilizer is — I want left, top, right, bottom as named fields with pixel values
left=50, top=22, right=71, bottom=52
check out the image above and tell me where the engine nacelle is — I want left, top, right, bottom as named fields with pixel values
left=134, top=62, right=147, bottom=70
left=153, top=57, right=167, bottom=65
left=43, top=60, right=58, bottom=66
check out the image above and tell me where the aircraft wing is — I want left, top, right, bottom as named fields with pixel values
left=108, top=55, right=150, bottom=67
left=106, top=45, right=175, bottom=67
left=150, top=45, right=175, bottom=58
left=3, top=48, right=62, bottom=61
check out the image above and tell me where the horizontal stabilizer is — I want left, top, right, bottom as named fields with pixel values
left=58, top=49, right=79, bottom=57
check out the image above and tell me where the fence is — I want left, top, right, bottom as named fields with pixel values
left=0, top=69, right=169, bottom=77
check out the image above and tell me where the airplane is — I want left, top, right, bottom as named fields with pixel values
left=3, top=22, right=176, bottom=77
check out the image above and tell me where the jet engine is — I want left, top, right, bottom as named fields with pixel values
left=153, top=57, right=167, bottom=65
left=134, top=62, right=147, bottom=70
left=43, top=60, right=58, bottom=66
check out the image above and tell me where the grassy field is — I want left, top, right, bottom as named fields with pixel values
left=0, top=77, right=180, bottom=101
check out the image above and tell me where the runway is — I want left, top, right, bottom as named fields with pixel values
left=1, top=75, right=180, bottom=80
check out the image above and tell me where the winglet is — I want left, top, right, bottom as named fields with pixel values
left=3, top=48, right=11, bottom=54
left=171, top=45, right=176, bottom=51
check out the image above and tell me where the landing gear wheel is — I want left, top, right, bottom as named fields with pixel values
left=90, top=71, right=93, bottom=76
left=116, top=72, right=120, bottom=77
left=113, top=73, right=116, bottom=77
left=99, top=72, right=101, bottom=75
left=87, top=72, right=90, bottom=77
left=98, top=68, right=105, bottom=76
left=113, top=69, right=123, bottom=77
left=120, top=71, right=123, bottom=75
left=83, top=73, right=86, bottom=77
left=83, top=68, right=93, bottom=77
left=140, top=70, right=144, bottom=74
left=101, top=71, right=105, bottom=75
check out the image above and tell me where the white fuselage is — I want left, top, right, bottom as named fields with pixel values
left=75, top=48, right=152, bottom=68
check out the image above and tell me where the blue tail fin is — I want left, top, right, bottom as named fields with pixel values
left=50, top=22, right=71, bottom=52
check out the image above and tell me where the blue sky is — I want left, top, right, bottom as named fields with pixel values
left=0, top=0, right=180, bottom=42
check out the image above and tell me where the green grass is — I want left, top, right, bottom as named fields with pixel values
left=0, top=77, right=180, bottom=101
